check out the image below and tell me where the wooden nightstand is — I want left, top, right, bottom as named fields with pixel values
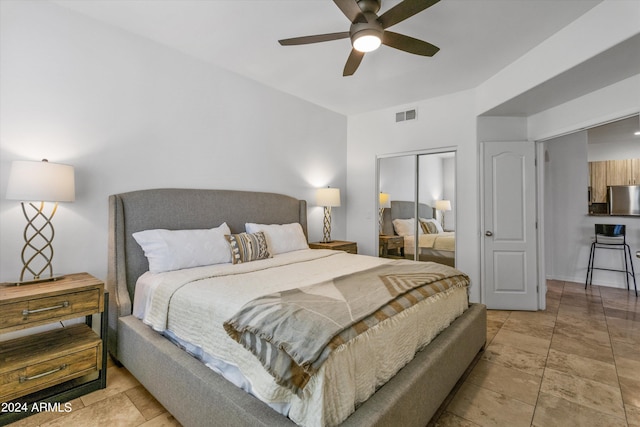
left=309, top=240, right=358, bottom=254
left=379, top=235, right=404, bottom=258
left=0, top=273, right=108, bottom=424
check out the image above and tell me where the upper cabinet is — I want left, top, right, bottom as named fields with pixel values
left=589, top=161, right=607, bottom=203
left=589, top=159, right=640, bottom=204
left=606, top=159, right=640, bottom=186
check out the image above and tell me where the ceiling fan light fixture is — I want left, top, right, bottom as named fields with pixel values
left=352, top=30, right=382, bottom=52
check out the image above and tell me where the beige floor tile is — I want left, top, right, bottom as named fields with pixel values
left=490, top=328, right=550, bottom=357
left=41, top=393, right=146, bottom=427
left=620, top=374, right=640, bottom=408
left=604, top=306, right=640, bottom=322
left=545, top=348, right=618, bottom=387
left=607, top=316, right=640, bottom=344
left=627, top=403, right=640, bottom=427
left=615, top=354, right=640, bottom=380
left=465, top=359, right=541, bottom=405
left=446, top=382, right=534, bottom=427
left=550, top=332, right=614, bottom=364
left=138, top=412, right=183, bottom=427
left=80, top=365, right=142, bottom=407
left=612, top=338, right=640, bottom=362
left=532, top=392, right=627, bottom=427
left=540, top=368, right=625, bottom=418
left=433, top=411, right=481, bottom=426
left=557, top=302, right=606, bottom=321
left=553, top=318, right=613, bottom=347
left=482, top=342, right=547, bottom=377
left=486, top=310, right=510, bottom=323
left=500, top=316, right=554, bottom=341
left=125, top=385, right=167, bottom=421
left=561, top=292, right=603, bottom=310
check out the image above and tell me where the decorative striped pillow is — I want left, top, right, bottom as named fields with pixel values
left=226, top=232, right=271, bottom=264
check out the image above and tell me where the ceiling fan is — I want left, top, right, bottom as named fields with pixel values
left=278, top=0, right=440, bottom=76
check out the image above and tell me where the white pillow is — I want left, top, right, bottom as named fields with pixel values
left=132, top=222, right=231, bottom=273
left=392, top=218, right=423, bottom=236
left=245, top=222, right=308, bottom=255
left=420, top=218, right=444, bottom=234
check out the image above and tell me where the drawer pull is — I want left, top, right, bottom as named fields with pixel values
left=19, top=364, right=67, bottom=383
left=22, top=301, right=69, bottom=316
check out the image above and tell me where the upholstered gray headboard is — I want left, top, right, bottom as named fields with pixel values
left=381, top=200, right=434, bottom=235
left=106, top=188, right=307, bottom=354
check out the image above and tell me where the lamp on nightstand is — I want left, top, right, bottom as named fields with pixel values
left=316, top=187, right=340, bottom=243
left=6, top=159, right=75, bottom=284
left=379, top=192, right=390, bottom=234
left=435, top=199, right=451, bottom=230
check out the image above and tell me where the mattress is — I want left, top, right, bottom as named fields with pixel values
left=134, top=249, right=468, bottom=427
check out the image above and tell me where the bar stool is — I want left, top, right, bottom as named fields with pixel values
left=585, top=224, right=637, bottom=296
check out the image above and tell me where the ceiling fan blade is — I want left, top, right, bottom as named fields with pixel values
left=343, top=49, right=365, bottom=76
left=382, top=31, right=439, bottom=56
left=279, top=31, right=350, bottom=46
left=333, top=0, right=367, bottom=23
left=378, top=0, right=440, bottom=29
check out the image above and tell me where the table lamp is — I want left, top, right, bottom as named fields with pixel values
left=5, top=159, right=75, bottom=284
left=379, top=192, right=390, bottom=234
left=435, top=199, right=451, bottom=230
left=316, top=187, right=340, bottom=243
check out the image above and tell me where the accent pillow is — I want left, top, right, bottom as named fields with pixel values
left=132, top=223, right=232, bottom=273
left=392, top=218, right=423, bottom=236
left=420, top=218, right=444, bottom=234
left=226, top=231, right=272, bottom=264
left=420, top=220, right=439, bottom=234
left=244, top=222, right=308, bottom=254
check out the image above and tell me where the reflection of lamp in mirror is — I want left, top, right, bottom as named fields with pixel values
left=6, top=159, right=75, bottom=284
left=378, top=192, right=390, bottom=234
left=316, top=187, right=340, bottom=243
left=435, top=200, right=451, bottom=230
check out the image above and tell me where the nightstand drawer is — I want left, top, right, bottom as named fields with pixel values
left=0, top=289, right=101, bottom=332
left=0, top=324, right=102, bottom=402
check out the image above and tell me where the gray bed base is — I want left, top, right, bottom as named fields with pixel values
left=107, top=188, right=486, bottom=427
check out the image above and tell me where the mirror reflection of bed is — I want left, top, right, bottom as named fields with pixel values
left=378, top=151, right=456, bottom=267
left=381, top=201, right=455, bottom=266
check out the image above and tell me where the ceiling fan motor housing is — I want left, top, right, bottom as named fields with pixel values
left=350, top=12, right=383, bottom=49
left=357, top=0, right=381, bottom=14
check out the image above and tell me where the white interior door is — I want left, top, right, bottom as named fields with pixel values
left=482, top=141, right=538, bottom=310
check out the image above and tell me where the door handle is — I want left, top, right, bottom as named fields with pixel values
left=485, top=231, right=493, bottom=237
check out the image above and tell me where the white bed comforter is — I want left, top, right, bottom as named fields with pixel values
left=134, top=249, right=468, bottom=427
left=404, top=232, right=455, bottom=255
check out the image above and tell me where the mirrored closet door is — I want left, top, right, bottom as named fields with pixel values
left=377, top=150, right=456, bottom=266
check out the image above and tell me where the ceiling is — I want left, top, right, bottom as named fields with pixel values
left=51, top=0, right=623, bottom=115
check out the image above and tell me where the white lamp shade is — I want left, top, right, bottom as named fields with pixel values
left=6, top=160, right=75, bottom=202
left=435, top=200, right=451, bottom=211
left=379, top=192, right=390, bottom=208
left=316, top=187, right=341, bottom=207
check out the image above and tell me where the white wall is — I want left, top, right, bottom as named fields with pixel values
left=0, top=1, right=347, bottom=283
left=543, top=131, right=592, bottom=282
left=346, top=90, right=480, bottom=301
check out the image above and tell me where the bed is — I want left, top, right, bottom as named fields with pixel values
left=107, top=188, right=485, bottom=427
left=382, top=200, right=456, bottom=267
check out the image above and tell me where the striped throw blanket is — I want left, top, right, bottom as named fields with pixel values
left=224, top=260, right=469, bottom=396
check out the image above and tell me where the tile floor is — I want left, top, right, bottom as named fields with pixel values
left=7, top=280, right=639, bottom=427
left=437, top=280, right=640, bottom=427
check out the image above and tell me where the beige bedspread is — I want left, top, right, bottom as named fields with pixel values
left=139, top=249, right=468, bottom=427
left=224, top=260, right=468, bottom=395
left=404, top=231, right=455, bottom=254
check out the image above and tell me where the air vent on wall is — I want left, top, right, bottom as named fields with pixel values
left=395, top=108, right=417, bottom=123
